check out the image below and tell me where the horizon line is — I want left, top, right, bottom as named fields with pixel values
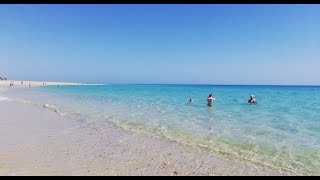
left=102, top=83, right=320, bottom=87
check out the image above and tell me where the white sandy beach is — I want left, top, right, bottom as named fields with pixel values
left=0, top=80, right=82, bottom=87
left=0, top=84, right=288, bottom=176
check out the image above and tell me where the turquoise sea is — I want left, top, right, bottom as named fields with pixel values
left=3, top=84, right=320, bottom=175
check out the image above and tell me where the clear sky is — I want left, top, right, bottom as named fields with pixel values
left=0, top=4, right=319, bottom=85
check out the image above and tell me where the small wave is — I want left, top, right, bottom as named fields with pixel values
left=7, top=97, right=67, bottom=116
left=42, top=103, right=60, bottom=113
left=0, top=96, right=9, bottom=101
left=12, top=98, right=33, bottom=104
left=41, top=104, right=75, bottom=118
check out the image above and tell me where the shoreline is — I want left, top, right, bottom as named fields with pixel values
left=0, top=87, right=288, bottom=176
left=0, top=80, right=102, bottom=87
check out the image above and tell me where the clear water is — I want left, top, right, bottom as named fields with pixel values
left=3, top=85, right=320, bottom=175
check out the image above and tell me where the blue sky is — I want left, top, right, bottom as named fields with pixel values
left=0, top=4, right=319, bottom=85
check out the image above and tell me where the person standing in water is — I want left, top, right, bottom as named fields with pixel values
left=248, top=95, right=258, bottom=104
left=188, top=98, right=193, bottom=103
left=207, top=94, right=215, bottom=106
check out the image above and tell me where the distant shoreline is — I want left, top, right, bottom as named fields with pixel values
left=1, top=80, right=319, bottom=87
left=0, top=80, right=105, bottom=87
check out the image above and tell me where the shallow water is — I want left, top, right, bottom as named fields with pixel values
left=3, top=84, right=320, bottom=175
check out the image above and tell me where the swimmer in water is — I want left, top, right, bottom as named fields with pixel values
left=248, top=95, right=258, bottom=104
left=207, top=94, right=215, bottom=106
